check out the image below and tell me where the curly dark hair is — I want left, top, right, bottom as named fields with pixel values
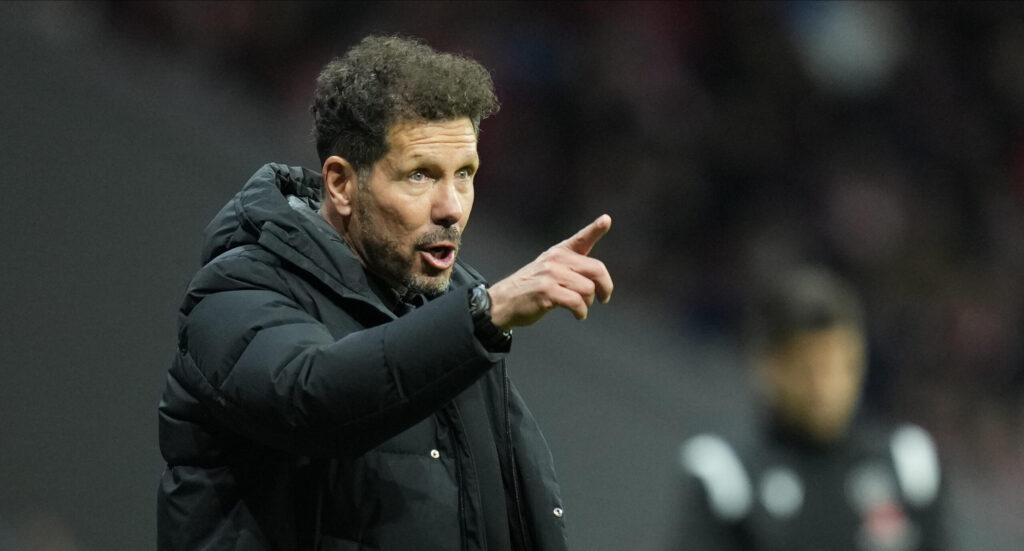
left=311, top=35, right=500, bottom=173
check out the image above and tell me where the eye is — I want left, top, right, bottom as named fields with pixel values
left=456, top=168, right=473, bottom=179
left=409, top=170, right=427, bottom=182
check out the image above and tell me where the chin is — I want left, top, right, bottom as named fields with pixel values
left=809, top=421, right=848, bottom=442
left=410, top=273, right=453, bottom=298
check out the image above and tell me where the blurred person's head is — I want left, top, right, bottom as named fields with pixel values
left=310, top=35, right=499, bottom=297
left=746, top=266, right=867, bottom=443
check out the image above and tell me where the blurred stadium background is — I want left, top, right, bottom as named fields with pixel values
left=1, top=1, right=1021, bottom=549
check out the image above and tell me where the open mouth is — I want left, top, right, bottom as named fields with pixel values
left=419, top=243, right=456, bottom=271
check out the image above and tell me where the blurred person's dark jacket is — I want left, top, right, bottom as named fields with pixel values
left=157, top=164, right=567, bottom=551
left=670, top=418, right=945, bottom=551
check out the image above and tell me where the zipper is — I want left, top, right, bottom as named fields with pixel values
left=444, top=404, right=472, bottom=551
left=503, top=361, right=531, bottom=549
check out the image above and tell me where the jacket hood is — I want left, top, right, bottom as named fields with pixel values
left=201, top=163, right=323, bottom=265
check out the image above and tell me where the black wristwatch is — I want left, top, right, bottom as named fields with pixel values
left=468, top=283, right=512, bottom=349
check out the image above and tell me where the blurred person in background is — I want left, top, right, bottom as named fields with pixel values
left=671, top=266, right=945, bottom=551
left=156, top=35, right=613, bottom=551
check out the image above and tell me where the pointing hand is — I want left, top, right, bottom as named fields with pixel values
left=488, top=215, right=614, bottom=330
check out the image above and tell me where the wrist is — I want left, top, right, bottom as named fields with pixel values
left=468, top=283, right=512, bottom=349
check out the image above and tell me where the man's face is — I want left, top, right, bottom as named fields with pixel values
left=345, top=118, right=478, bottom=298
left=759, top=326, right=866, bottom=442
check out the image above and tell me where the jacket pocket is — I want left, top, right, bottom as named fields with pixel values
left=323, top=449, right=461, bottom=550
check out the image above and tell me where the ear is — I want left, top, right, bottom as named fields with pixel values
left=322, top=155, right=358, bottom=217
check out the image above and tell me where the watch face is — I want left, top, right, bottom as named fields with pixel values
left=470, top=285, right=487, bottom=313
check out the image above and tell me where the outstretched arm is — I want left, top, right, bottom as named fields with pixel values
left=165, top=284, right=499, bottom=458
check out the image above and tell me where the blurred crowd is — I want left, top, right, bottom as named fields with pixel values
left=98, top=0, right=1024, bottom=537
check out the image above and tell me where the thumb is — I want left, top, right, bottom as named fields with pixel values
left=562, top=214, right=612, bottom=256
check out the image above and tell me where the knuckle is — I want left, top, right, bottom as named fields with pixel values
left=585, top=258, right=606, bottom=274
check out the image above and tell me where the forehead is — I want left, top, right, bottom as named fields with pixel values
left=385, top=118, right=478, bottom=159
left=771, top=327, right=864, bottom=365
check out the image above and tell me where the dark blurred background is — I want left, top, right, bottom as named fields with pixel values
left=1, top=1, right=1022, bottom=549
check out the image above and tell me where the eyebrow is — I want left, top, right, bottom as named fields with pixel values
left=406, top=152, right=480, bottom=165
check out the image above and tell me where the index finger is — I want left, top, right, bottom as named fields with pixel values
left=561, top=214, right=612, bottom=256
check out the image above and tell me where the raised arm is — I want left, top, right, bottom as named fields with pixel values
left=163, top=285, right=499, bottom=458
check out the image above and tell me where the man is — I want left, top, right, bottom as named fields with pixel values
left=672, top=267, right=944, bottom=551
left=157, top=36, right=613, bottom=551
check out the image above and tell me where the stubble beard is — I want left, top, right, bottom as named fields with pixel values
left=355, top=200, right=462, bottom=299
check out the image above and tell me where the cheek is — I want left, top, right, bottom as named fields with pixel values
left=834, top=372, right=862, bottom=406
left=780, top=381, right=810, bottom=406
left=460, top=192, right=474, bottom=224
left=767, top=373, right=801, bottom=405
left=377, top=199, right=429, bottom=235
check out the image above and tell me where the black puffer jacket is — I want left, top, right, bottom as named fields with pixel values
left=157, top=164, right=568, bottom=551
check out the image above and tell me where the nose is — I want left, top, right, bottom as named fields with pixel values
left=431, top=180, right=465, bottom=227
